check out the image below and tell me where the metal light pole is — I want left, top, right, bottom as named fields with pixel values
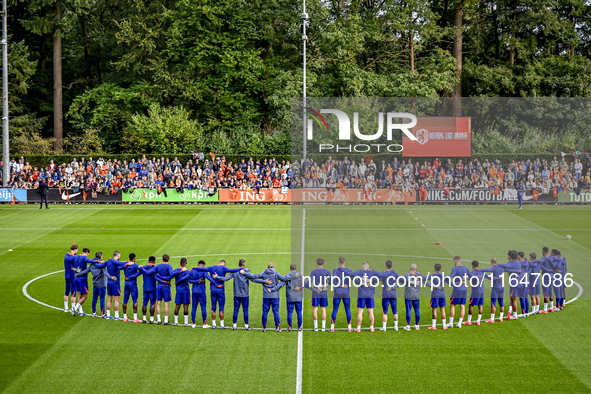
left=301, top=1, right=308, bottom=160
left=1, top=0, right=8, bottom=187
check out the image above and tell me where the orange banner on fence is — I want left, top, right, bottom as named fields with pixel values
left=218, top=189, right=291, bottom=202
left=291, top=189, right=416, bottom=203
left=218, top=188, right=415, bottom=203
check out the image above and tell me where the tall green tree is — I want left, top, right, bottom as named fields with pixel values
left=20, top=0, right=84, bottom=151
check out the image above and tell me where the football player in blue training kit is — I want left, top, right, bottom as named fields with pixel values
left=192, top=260, right=244, bottom=329
left=75, top=251, right=108, bottom=317
left=140, top=256, right=158, bottom=323
left=63, top=244, right=78, bottom=312
left=463, top=260, right=489, bottom=326
left=330, top=257, right=353, bottom=332
left=189, top=260, right=217, bottom=329
left=156, top=258, right=192, bottom=326
left=379, top=260, right=400, bottom=332
left=492, top=250, right=524, bottom=320
left=517, top=251, right=530, bottom=317
left=528, top=252, right=542, bottom=314
left=481, top=258, right=506, bottom=323
left=549, top=249, right=565, bottom=310
left=306, top=258, right=331, bottom=332
left=268, top=264, right=304, bottom=332
left=538, top=247, right=555, bottom=312
left=121, top=253, right=142, bottom=323
left=338, top=261, right=381, bottom=333
left=155, top=254, right=174, bottom=325
left=559, top=253, right=567, bottom=310
left=105, top=250, right=127, bottom=320
left=214, top=259, right=258, bottom=331
left=448, top=256, right=470, bottom=328
left=424, top=263, right=447, bottom=330
left=72, top=248, right=102, bottom=316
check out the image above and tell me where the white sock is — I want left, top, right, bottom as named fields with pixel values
left=508, top=306, right=513, bottom=315
left=314, top=320, right=318, bottom=329
left=449, top=317, right=454, bottom=325
left=500, top=312, right=504, bottom=319
left=383, top=321, right=387, bottom=329
left=106, top=310, right=111, bottom=318
left=78, top=305, right=83, bottom=314
left=331, top=323, right=335, bottom=330
left=550, top=301, right=554, bottom=309
left=513, top=312, right=517, bottom=318
left=212, top=319, right=216, bottom=326
left=432, top=319, right=436, bottom=327
left=233, top=323, right=237, bottom=328
left=64, top=301, right=69, bottom=309
left=322, top=320, right=326, bottom=329
left=490, top=312, right=495, bottom=320
left=458, top=317, right=463, bottom=325
left=544, top=302, right=548, bottom=311
left=133, top=313, right=137, bottom=320
left=150, top=316, right=154, bottom=322
left=143, top=315, right=146, bottom=321
left=115, top=311, right=119, bottom=319
left=174, top=315, right=178, bottom=324
left=357, top=324, right=361, bottom=330
left=467, top=315, right=472, bottom=323
left=348, top=323, right=352, bottom=330
left=164, top=315, right=169, bottom=323
left=370, top=325, right=374, bottom=330
left=184, top=315, right=188, bottom=325
left=394, top=321, right=398, bottom=329
left=245, top=324, right=249, bottom=329
left=477, top=314, right=482, bottom=323
left=157, top=314, right=161, bottom=322
left=220, top=319, right=224, bottom=327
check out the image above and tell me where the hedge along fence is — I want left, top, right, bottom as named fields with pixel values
left=12, top=153, right=585, bottom=169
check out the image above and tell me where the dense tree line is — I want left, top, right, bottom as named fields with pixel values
left=6, top=0, right=591, bottom=155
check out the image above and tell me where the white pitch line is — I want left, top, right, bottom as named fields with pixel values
left=296, top=209, right=305, bottom=394
left=0, top=227, right=292, bottom=231
left=2, top=227, right=591, bottom=231
left=22, top=270, right=64, bottom=311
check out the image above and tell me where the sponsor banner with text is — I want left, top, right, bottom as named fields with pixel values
left=218, top=189, right=291, bottom=203
left=122, top=188, right=218, bottom=202
left=0, top=189, right=27, bottom=202
left=557, top=190, right=591, bottom=203
left=402, top=117, right=471, bottom=157
left=425, top=188, right=563, bottom=203
left=0, top=189, right=28, bottom=202
left=26, top=189, right=121, bottom=203
left=293, top=188, right=416, bottom=203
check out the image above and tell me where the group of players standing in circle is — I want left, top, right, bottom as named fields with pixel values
left=61, top=245, right=569, bottom=332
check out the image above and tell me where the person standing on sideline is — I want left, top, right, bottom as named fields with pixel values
left=37, top=179, right=49, bottom=209
left=518, top=181, right=525, bottom=209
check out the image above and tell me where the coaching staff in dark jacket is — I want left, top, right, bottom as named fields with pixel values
left=37, top=180, right=49, bottom=209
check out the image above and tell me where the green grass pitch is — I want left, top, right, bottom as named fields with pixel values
left=0, top=204, right=590, bottom=393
